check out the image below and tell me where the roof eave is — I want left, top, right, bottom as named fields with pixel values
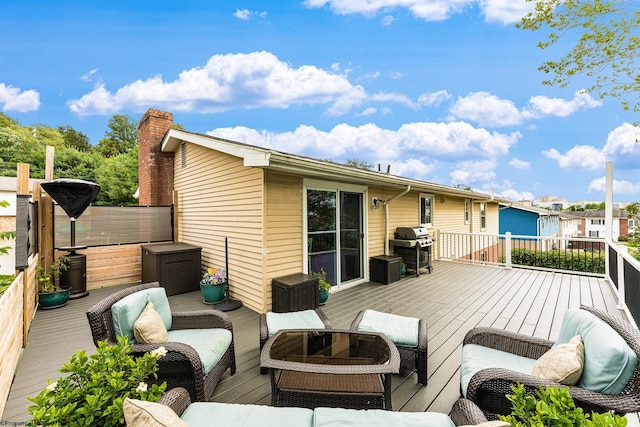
left=162, top=129, right=508, bottom=203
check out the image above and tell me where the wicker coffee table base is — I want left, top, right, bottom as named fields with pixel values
left=271, top=371, right=387, bottom=410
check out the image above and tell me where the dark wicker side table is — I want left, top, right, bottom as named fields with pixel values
left=271, top=273, right=319, bottom=312
left=141, top=243, right=202, bottom=296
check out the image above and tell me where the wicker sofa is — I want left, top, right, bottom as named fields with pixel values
left=461, top=305, right=640, bottom=417
left=123, top=387, right=490, bottom=426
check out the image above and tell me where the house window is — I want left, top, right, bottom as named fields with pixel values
left=591, top=219, right=604, bottom=225
left=480, top=203, right=486, bottom=231
left=589, top=230, right=599, bottom=238
left=419, top=194, right=434, bottom=227
left=180, top=143, right=187, bottom=169
left=464, top=199, right=470, bottom=225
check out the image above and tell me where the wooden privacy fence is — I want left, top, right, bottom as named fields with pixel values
left=0, top=257, right=38, bottom=420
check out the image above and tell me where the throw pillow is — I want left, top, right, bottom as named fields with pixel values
left=134, top=301, right=168, bottom=344
left=531, top=335, right=584, bottom=385
left=123, top=397, right=189, bottom=427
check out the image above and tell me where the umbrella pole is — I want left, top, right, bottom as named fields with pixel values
left=214, top=237, right=243, bottom=311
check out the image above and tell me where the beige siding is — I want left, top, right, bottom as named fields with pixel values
left=366, top=186, right=418, bottom=257
left=264, top=171, right=304, bottom=312
left=173, top=143, right=265, bottom=313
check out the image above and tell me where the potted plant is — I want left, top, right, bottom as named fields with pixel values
left=36, top=255, right=71, bottom=309
left=200, top=267, right=227, bottom=304
left=27, top=336, right=167, bottom=427
left=312, top=268, right=331, bottom=305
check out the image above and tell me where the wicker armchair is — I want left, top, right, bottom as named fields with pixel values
left=259, top=308, right=331, bottom=374
left=158, top=388, right=489, bottom=425
left=86, top=282, right=236, bottom=402
left=350, top=310, right=428, bottom=385
left=463, top=305, right=640, bottom=418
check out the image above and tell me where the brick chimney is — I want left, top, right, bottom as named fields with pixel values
left=138, top=109, right=174, bottom=206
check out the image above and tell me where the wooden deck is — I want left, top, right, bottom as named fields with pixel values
left=0, top=261, right=632, bottom=423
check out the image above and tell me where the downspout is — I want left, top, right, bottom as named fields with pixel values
left=383, top=185, right=411, bottom=255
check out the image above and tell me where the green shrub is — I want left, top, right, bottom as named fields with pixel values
left=0, top=274, right=14, bottom=297
left=27, top=336, right=167, bottom=427
left=500, top=383, right=627, bottom=426
left=509, top=248, right=605, bottom=274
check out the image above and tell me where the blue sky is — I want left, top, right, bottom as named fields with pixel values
left=2, top=0, right=639, bottom=203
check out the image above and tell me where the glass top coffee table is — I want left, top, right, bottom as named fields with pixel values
left=260, top=329, right=400, bottom=410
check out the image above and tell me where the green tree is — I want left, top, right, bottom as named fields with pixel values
left=54, top=146, right=101, bottom=182
left=57, top=125, right=92, bottom=151
left=94, top=147, right=139, bottom=206
left=345, top=158, right=374, bottom=170
left=96, top=114, right=138, bottom=157
left=518, top=1, right=640, bottom=112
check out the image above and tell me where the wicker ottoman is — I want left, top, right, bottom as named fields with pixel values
left=350, top=309, right=428, bottom=386
left=259, top=308, right=332, bottom=374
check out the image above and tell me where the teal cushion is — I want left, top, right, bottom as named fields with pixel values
left=181, top=402, right=313, bottom=427
left=266, top=310, right=326, bottom=337
left=460, top=344, right=537, bottom=398
left=111, top=287, right=172, bottom=343
left=356, top=310, right=419, bottom=347
left=313, top=407, right=456, bottom=427
left=167, top=329, right=232, bottom=374
left=556, top=309, right=637, bottom=394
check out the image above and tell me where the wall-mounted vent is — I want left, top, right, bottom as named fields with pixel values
left=181, top=142, right=187, bottom=169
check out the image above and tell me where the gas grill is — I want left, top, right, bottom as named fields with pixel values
left=389, top=227, right=434, bottom=276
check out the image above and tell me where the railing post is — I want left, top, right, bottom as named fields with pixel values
left=505, top=232, right=512, bottom=269
left=617, top=245, right=627, bottom=310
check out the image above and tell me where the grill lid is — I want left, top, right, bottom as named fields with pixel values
left=395, top=227, right=430, bottom=240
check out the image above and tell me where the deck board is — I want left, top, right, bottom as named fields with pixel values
left=1, top=260, right=637, bottom=423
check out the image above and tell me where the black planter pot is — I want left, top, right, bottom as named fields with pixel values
left=38, top=286, right=71, bottom=309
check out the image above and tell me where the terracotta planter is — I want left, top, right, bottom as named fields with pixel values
left=200, top=283, right=225, bottom=304
left=38, top=286, right=71, bottom=309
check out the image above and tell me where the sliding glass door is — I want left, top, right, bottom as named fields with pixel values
left=306, top=186, right=364, bottom=288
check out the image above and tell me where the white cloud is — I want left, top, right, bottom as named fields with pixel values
left=357, top=107, right=377, bottom=116
left=522, top=90, right=602, bottom=119
left=450, top=91, right=602, bottom=128
left=542, top=145, right=607, bottom=170
left=498, top=188, right=536, bottom=201
left=542, top=123, right=640, bottom=178
left=208, top=121, right=519, bottom=167
left=509, top=158, right=530, bottom=170
left=68, top=51, right=367, bottom=116
left=601, top=123, right=640, bottom=169
left=450, top=160, right=497, bottom=185
left=382, top=15, right=395, bottom=25
left=479, top=0, right=534, bottom=25
left=234, top=9, right=266, bottom=20
left=397, top=121, right=520, bottom=158
left=303, top=0, right=532, bottom=24
left=449, top=92, right=522, bottom=127
left=303, top=0, right=472, bottom=21
left=80, top=68, right=99, bottom=82
left=0, top=83, right=40, bottom=112
left=417, top=90, right=451, bottom=107
left=588, top=177, right=640, bottom=194
left=388, top=158, right=437, bottom=177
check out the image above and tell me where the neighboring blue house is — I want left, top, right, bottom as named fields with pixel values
left=499, top=203, right=560, bottom=237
